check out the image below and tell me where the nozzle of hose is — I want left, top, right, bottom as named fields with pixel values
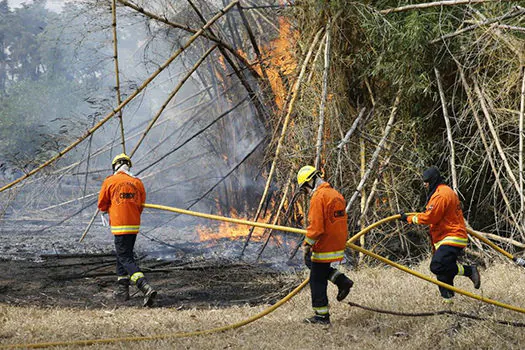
left=514, top=257, right=525, bottom=267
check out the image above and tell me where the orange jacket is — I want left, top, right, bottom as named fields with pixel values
left=304, top=182, right=348, bottom=263
left=407, top=184, right=467, bottom=250
left=97, top=171, right=146, bottom=235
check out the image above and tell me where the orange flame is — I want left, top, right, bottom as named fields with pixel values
left=196, top=199, right=286, bottom=244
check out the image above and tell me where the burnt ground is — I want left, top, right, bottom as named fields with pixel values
left=0, top=217, right=306, bottom=309
left=0, top=249, right=300, bottom=309
left=0, top=253, right=302, bottom=309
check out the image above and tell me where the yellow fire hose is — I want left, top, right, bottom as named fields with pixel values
left=143, top=204, right=525, bottom=314
left=3, top=205, right=525, bottom=349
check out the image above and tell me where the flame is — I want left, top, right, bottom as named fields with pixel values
left=233, top=14, right=297, bottom=111
left=261, top=17, right=298, bottom=110
left=197, top=209, right=267, bottom=242
left=196, top=199, right=286, bottom=245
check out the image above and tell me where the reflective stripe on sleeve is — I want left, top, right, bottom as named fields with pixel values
left=305, top=237, right=317, bottom=246
left=457, top=263, right=465, bottom=276
left=412, top=215, right=419, bottom=224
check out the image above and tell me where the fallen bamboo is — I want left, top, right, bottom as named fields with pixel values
left=236, top=2, right=272, bottom=93
left=129, top=45, right=217, bottom=158
left=256, top=168, right=293, bottom=261
left=240, top=27, right=325, bottom=257
left=116, top=0, right=260, bottom=82
left=140, top=138, right=265, bottom=240
left=0, top=0, right=239, bottom=194
left=380, top=0, right=516, bottom=15
left=429, top=7, right=525, bottom=44
left=136, top=96, right=249, bottom=176
left=345, top=90, right=401, bottom=212
left=187, top=0, right=269, bottom=123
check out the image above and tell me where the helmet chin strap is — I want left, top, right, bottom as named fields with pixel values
left=302, top=176, right=317, bottom=192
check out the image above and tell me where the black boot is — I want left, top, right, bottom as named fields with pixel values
left=114, top=278, right=130, bottom=301
left=137, top=278, right=157, bottom=307
left=334, top=274, right=354, bottom=302
left=303, top=313, right=330, bottom=325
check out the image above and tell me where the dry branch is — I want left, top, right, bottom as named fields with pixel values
left=380, top=0, right=516, bottom=15
left=0, top=0, right=239, bottom=194
left=429, top=7, right=525, bottom=44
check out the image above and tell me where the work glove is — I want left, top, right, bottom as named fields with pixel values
left=100, top=212, right=109, bottom=227
left=398, top=211, right=408, bottom=222
left=303, top=244, right=312, bottom=269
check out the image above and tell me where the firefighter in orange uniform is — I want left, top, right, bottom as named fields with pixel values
left=298, top=166, right=353, bottom=325
left=98, top=153, right=157, bottom=307
left=399, top=166, right=480, bottom=303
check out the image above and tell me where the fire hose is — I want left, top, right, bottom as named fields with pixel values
left=3, top=205, right=525, bottom=349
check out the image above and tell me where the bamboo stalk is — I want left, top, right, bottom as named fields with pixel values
left=306, top=34, right=324, bottom=85
left=236, top=2, right=271, bottom=87
left=457, top=62, right=525, bottom=239
left=519, top=65, right=525, bottom=219
left=186, top=0, right=269, bottom=123
left=0, top=0, right=239, bottom=194
left=429, top=7, right=525, bottom=44
left=345, top=90, right=401, bottom=212
left=129, top=45, right=217, bottom=158
left=116, top=0, right=260, bottom=82
left=471, top=228, right=525, bottom=249
left=256, top=168, right=293, bottom=261
left=81, top=1, right=127, bottom=244
left=434, top=68, right=458, bottom=192
left=358, top=128, right=366, bottom=266
left=136, top=96, right=249, bottom=177
left=380, top=0, right=515, bottom=15
left=472, top=76, right=521, bottom=196
left=240, top=28, right=325, bottom=257
left=112, top=0, right=126, bottom=153
left=79, top=209, right=99, bottom=243
left=315, top=20, right=331, bottom=169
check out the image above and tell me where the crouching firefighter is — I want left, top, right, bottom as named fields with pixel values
left=297, top=166, right=354, bottom=325
left=98, top=153, right=157, bottom=307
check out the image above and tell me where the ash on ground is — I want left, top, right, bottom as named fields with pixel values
left=0, top=219, right=305, bottom=309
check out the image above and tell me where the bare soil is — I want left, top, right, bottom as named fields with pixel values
left=0, top=253, right=301, bottom=310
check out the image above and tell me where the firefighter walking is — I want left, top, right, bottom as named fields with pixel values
left=399, top=166, right=480, bottom=303
left=297, top=165, right=354, bottom=325
left=98, top=153, right=157, bottom=307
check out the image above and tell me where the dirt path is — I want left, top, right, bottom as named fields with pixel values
left=0, top=254, right=301, bottom=309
